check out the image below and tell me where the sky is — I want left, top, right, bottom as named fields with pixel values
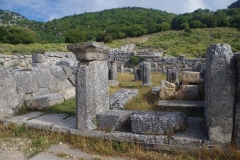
left=0, top=0, right=237, bottom=22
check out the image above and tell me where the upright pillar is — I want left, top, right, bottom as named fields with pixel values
left=234, top=52, right=240, bottom=148
left=205, top=44, right=236, bottom=144
left=140, top=62, right=151, bottom=86
left=166, top=69, right=172, bottom=82
left=67, top=42, right=110, bottom=130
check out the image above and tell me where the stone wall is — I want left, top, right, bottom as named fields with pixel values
left=0, top=52, right=77, bottom=69
left=0, top=64, right=76, bottom=118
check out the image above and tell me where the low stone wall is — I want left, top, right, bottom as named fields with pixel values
left=0, top=64, right=76, bottom=118
left=0, top=52, right=77, bottom=69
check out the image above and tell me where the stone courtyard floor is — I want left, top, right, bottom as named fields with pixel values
left=0, top=111, right=208, bottom=159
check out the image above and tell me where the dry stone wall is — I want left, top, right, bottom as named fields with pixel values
left=0, top=52, right=77, bottom=69
left=0, top=64, right=76, bottom=118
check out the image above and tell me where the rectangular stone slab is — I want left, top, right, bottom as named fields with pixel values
left=96, top=110, right=132, bottom=131
left=131, top=111, right=187, bottom=135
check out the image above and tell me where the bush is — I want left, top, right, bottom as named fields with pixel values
left=130, top=56, right=139, bottom=64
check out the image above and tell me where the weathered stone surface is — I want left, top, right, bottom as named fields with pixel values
left=140, top=62, right=151, bottom=86
left=108, top=80, right=119, bottom=87
left=32, top=54, right=45, bottom=63
left=59, top=87, right=75, bottom=100
left=158, top=100, right=205, bottom=108
left=68, top=74, right=76, bottom=86
left=96, top=110, right=132, bottom=131
left=159, top=80, right=175, bottom=100
left=67, top=42, right=110, bottom=61
left=25, top=93, right=64, bottom=109
left=234, top=53, right=240, bottom=149
left=166, top=69, right=172, bottom=82
left=76, top=61, right=109, bottom=130
left=61, top=65, right=73, bottom=78
left=49, top=66, right=67, bottom=82
left=109, top=62, right=117, bottom=80
left=32, top=67, right=51, bottom=88
left=14, top=70, right=38, bottom=94
left=175, top=85, right=198, bottom=100
left=181, top=71, right=204, bottom=84
left=172, top=71, right=178, bottom=83
left=152, top=86, right=161, bottom=95
left=134, top=68, right=140, bottom=81
left=48, top=74, right=62, bottom=93
left=205, top=44, right=236, bottom=144
left=56, top=60, right=70, bottom=67
left=109, top=89, right=138, bottom=110
left=0, top=66, right=24, bottom=118
left=33, top=88, right=50, bottom=97
left=131, top=112, right=187, bottom=135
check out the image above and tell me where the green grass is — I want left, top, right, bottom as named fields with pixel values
left=106, top=27, right=240, bottom=58
left=17, top=72, right=204, bottom=118
left=0, top=43, right=69, bottom=55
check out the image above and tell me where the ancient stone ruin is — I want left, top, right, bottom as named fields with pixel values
left=1, top=42, right=240, bottom=151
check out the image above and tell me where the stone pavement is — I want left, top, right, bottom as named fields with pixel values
left=30, top=144, right=126, bottom=160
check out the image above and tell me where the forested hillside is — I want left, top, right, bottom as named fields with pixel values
left=0, top=0, right=240, bottom=44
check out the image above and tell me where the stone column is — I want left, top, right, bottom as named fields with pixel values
left=166, top=69, right=172, bottom=82
left=134, top=68, right=140, bottom=81
left=205, top=44, right=236, bottom=144
left=111, top=61, right=117, bottom=80
left=67, top=42, right=110, bottom=130
left=172, top=71, right=178, bottom=83
left=234, top=52, right=240, bottom=148
left=120, top=64, right=124, bottom=74
left=140, top=62, right=151, bottom=86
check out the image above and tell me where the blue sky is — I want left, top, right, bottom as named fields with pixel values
left=0, top=0, right=237, bottom=22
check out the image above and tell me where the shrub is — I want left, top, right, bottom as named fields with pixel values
left=130, top=56, right=140, bottom=64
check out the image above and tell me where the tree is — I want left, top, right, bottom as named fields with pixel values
left=228, top=0, right=240, bottom=9
left=189, top=20, right=206, bottom=28
left=158, top=22, right=171, bottom=31
left=64, top=28, right=86, bottom=43
left=3, top=27, right=37, bottom=44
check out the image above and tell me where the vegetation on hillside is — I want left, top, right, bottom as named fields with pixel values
left=0, top=0, right=240, bottom=44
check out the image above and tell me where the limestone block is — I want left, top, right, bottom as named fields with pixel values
left=205, top=44, right=236, bottom=144
left=108, top=80, right=119, bottom=87
left=32, top=54, right=45, bottom=63
left=14, top=70, right=38, bottom=94
left=61, top=65, right=73, bottom=78
left=68, top=74, right=75, bottom=86
left=48, top=74, right=62, bottom=93
left=56, top=60, right=70, bottom=67
left=32, top=67, right=51, bottom=88
left=76, top=61, right=109, bottom=130
left=109, top=89, right=138, bottom=110
left=175, top=85, right=198, bottom=100
left=96, top=110, right=132, bottom=131
left=49, top=66, right=67, bottom=82
left=131, top=112, right=187, bottom=135
left=59, top=87, right=75, bottom=100
left=151, top=86, right=161, bottom=95
left=159, top=80, right=175, bottom=100
left=67, top=42, right=110, bottom=61
left=181, top=71, right=204, bottom=84
left=0, top=66, right=24, bottom=118
left=33, top=88, right=50, bottom=97
left=25, top=93, right=64, bottom=109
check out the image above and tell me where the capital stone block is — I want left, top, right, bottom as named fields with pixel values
left=67, top=42, right=110, bottom=61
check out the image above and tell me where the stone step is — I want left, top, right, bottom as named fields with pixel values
left=25, top=93, right=64, bottom=109
left=158, top=100, right=205, bottom=108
